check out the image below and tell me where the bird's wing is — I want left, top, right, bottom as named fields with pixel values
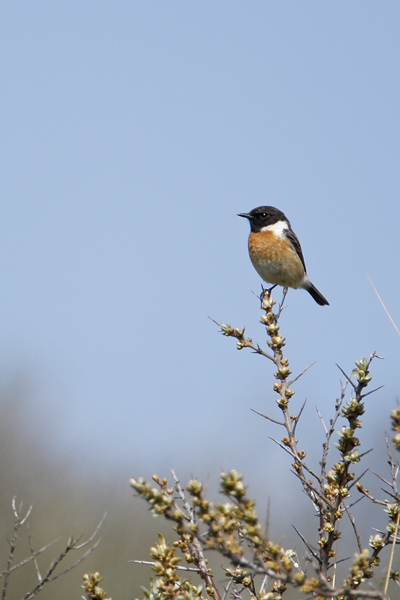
left=284, top=228, right=307, bottom=273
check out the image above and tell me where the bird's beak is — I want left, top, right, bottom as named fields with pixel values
left=237, top=212, right=253, bottom=220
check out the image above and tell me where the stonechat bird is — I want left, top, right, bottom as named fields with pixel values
left=238, top=206, right=329, bottom=306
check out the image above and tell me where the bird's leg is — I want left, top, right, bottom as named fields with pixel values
left=279, top=287, right=288, bottom=313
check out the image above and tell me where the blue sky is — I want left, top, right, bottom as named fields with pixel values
left=0, top=2, right=399, bottom=509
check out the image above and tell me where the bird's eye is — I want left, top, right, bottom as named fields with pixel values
left=261, top=212, right=268, bottom=219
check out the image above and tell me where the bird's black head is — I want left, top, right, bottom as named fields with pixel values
left=237, top=206, right=289, bottom=233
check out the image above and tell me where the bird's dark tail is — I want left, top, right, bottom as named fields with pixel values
left=307, top=283, right=329, bottom=306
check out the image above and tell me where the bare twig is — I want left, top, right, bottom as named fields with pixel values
left=0, top=537, right=60, bottom=581
left=129, top=559, right=201, bottom=573
left=251, top=408, right=284, bottom=426
left=347, top=469, right=369, bottom=491
left=24, top=538, right=101, bottom=599
left=288, top=363, right=315, bottom=386
left=27, top=526, right=42, bottom=581
left=316, top=406, right=328, bottom=435
left=335, top=364, right=357, bottom=391
left=171, top=469, right=222, bottom=600
left=320, top=387, right=345, bottom=483
left=385, top=433, right=399, bottom=495
left=362, top=385, right=385, bottom=399
left=367, top=272, right=400, bottom=337
left=293, top=399, right=307, bottom=435
left=343, top=503, right=363, bottom=553
left=221, top=576, right=234, bottom=600
left=292, top=526, right=321, bottom=565
left=2, top=499, right=33, bottom=600
left=269, top=438, right=324, bottom=490
left=384, top=507, right=400, bottom=594
left=47, top=537, right=101, bottom=582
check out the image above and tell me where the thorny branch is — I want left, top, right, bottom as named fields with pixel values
left=171, top=469, right=222, bottom=600
left=130, top=290, right=398, bottom=600
left=1, top=500, right=104, bottom=600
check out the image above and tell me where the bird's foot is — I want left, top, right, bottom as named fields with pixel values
left=259, top=284, right=277, bottom=301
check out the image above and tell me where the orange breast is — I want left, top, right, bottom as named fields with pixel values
left=248, top=231, right=305, bottom=288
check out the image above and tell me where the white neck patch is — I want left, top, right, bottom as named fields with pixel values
left=260, top=220, right=288, bottom=235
